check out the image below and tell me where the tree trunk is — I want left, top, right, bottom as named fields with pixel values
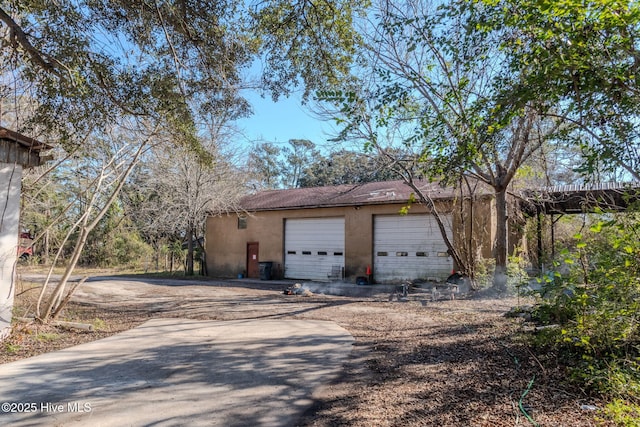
left=407, top=181, right=469, bottom=275
left=461, top=176, right=479, bottom=290
left=186, top=224, right=194, bottom=276
left=197, top=236, right=208, bottom=276
left=37, top=134, right=151, bottom=321
left=493, top=188, right=508, bottom=292
left=40, top=227, right=90, bottom=320
left=44, top=211, right=50, bottom=265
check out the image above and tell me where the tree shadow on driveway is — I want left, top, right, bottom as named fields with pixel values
left=0, top=318, right=354, bottom=427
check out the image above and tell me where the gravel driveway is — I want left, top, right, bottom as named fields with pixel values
left=4, top=273, right=608, bottom=426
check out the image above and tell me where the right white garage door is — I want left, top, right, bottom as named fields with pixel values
left=374, top=214, right=453, bottom=282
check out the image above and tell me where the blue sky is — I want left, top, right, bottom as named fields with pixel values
left=234, top=91, right=340, bottom=149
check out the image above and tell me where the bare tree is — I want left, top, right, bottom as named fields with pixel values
left=34, top=119, right=161, bottom=321
left=132, top=135, right=246, bottom=276
left=320, top=0, right=564, bottom=291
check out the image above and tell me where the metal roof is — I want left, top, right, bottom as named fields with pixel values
left=523, top=182, right=640, bottom=214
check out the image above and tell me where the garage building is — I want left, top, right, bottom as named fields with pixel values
left=205, top=180, right=502, bottom=283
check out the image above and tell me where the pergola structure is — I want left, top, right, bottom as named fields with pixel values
left=0, top=127, right=51, bottom=339
left=523, top=182, right=640, bottom=215
left=521, top=182, right=640, bottom=270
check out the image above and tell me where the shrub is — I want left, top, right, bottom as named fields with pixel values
left=530, top=212, right=640, bottom=407
left=474, top=254, right=531, bottom=295
left=601, top=399, right=640, bottom=426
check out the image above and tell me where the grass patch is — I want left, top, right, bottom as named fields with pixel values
left=4, top=343, right=21, bottom=354
left=91, top=318, right=106, bottom=331
left=36, top=332, right=60, bottom=342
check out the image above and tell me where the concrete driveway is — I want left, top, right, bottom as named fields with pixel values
left=0, top=318, right=354, bottom=426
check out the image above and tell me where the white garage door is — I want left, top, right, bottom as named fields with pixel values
left=374, top=214, right=453, bottom=282
left=284, top=218, right=345, bottom=280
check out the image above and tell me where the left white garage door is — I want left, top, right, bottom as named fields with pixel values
left=284, top=218, right=345, bottom=280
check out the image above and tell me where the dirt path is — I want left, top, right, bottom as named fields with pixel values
left=5, top=274, right=608, bottom=426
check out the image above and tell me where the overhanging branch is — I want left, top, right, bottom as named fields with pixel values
left=0, top=6, right=62, bottom=78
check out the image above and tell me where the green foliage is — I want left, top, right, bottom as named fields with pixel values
left=247, top=142, right=286, bottom=189
left=474, top=255, right=530, bottom=294
left=161, top=240, right=187, bottom=274
left=506, top=254, right=531, bottom=292
left=298, top=148, right=402, bottom=188
left=3, top=343, right=21, bottom=354
left=79, top=205, right=153, bottom=268
left=248, top=143, right=404, bottom=189
left=2, top=0, right=365, bottom=153
left=248, top=139, right=323, bottom=189
left=35, top=332, right=60, bottom=342
left=251, top=0, right=366, bottom=101
left=281, top=139, right=319, bottom=188
left=398, top=194, right=417, bottom=216
left=601, top=399, right=640, bottom=427
left=111, top=232, right=154, bottom=268
left=531, top=213, right=640, bottom=406
left=474, top=257, right=496, bottom=289
left=91, top=318, right=106, bottom=331
left=478, top=0, right=640, bottom=180
left=20, top=165, right=75, bottom=263
left=0, top=0, right=254, bottom=147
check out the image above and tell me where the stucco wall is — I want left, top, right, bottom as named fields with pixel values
left=205, top=198, right=495, bottom=281
left=453, top=195, right=495, bottom=265
left=0, top=163, right=22, bottom=339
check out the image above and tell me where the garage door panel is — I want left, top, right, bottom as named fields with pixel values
left=285, top=218, right=344, bottom=280
left=374, top=214, right=452, bottom=282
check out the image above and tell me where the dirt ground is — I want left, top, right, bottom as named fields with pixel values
left=2, top=272, right=612, bottom=426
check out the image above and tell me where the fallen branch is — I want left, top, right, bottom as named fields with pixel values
left=53, top=320, right=94, bottom=332
left=15, top=285, right=42, bottom=297
left=15, top=317, right=94, bottom=331
left=525, top=345, right=546, bottom=375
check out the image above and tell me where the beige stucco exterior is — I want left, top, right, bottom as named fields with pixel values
left=0, top=129, right=50, bottom=340
left=0, top=163, right=22, bottom=340
left=205, top=195, right=499, bottom=282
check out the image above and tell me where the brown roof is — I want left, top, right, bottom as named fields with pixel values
left=240, top=180, right=461, bottom=211
left=0, top=127, right=51, bottom=151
